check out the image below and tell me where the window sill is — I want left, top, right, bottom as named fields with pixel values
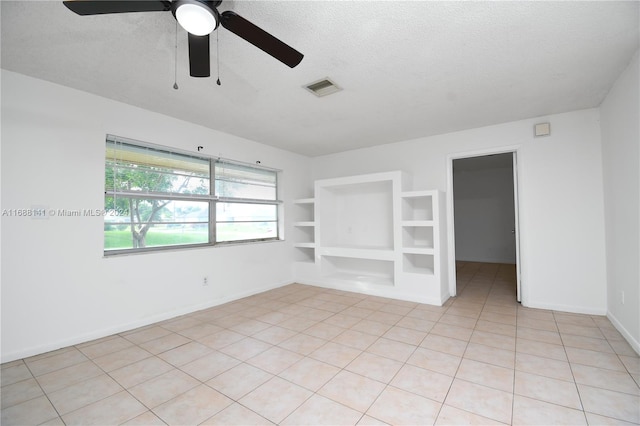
left=103, top=239, right=285, bottom=258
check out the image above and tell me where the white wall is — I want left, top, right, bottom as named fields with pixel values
left=453, top=161, right=516, bottom=264
left=600, top=51, right=640, bottom=353
left=312, top=108, right=608, bottom=315
left=0, top=70, right=312, bottom=362
left=4, top=63, right=632, bottom=361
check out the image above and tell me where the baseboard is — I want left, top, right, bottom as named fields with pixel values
left=525, top=301, right=640, bottom=355
left=294, top=279, right=444, bottom=306
left=1, top=280, right=291, bottom=363
left=522, top=300, right=607, bottom=316
left=607, top=311, right=640, bottom=356
left=439, top=290, right=452, bottom=306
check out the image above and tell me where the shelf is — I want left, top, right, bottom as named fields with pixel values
left=294, top=198, right=315, bottom=204
left=294, top=221, right=315, bottom=227
left=401, top=220, right=434, bottom=227
left=402, top=247, right=434, bottom=255
left=295, top=242, right=316, bottom=248
left=324, top=272, right=394, bottom=287
left=318, top=246, right=395, bottom=261
left=401, top=190, right=436, bottom=198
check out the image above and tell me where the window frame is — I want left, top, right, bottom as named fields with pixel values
left=104, top=135, right=282, bottom=256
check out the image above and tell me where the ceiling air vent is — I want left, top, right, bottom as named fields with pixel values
left=304, top=78, right=342, bottom=97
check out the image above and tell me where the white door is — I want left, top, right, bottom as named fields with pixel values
left=512, top=151, right=522, bottom=302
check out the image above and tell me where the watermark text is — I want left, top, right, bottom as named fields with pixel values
left=2, top=208, right=130, bottom=219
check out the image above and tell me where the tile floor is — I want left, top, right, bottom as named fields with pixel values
left=2, top=262, right=639, bottom=425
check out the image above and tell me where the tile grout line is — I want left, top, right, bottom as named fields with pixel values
left=438, top=264, right=504, bottom=425
left=18, top=359, right=65, bottom=425
left=555, top=314, right=591, bottom=425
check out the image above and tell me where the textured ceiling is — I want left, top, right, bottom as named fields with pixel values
left=1, top=1, right=638, bottom=156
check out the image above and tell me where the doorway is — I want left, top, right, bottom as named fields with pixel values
left=446, top=150, right=521, bottom=302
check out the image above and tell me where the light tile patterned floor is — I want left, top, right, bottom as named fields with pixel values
left=2, top=262, right=639, bottom=425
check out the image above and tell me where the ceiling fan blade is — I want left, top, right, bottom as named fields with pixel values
left=63, top=1, right=171, bottom=16
left=220, top=11, right=303, bottom=68
left=188, top=33, right=211, bottom=78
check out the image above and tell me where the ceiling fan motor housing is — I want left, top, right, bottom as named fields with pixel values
left=171, top=0, right=222, bottom=34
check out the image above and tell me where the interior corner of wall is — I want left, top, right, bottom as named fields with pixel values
left=607, top=310, right=640, bottom=356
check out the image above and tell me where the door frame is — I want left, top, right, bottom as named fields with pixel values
left=445, top=145, right=523, bottom=302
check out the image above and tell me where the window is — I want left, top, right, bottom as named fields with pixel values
left=104, top=136, right=280, bottom=254
left=215, top=162, right=279, bottom=242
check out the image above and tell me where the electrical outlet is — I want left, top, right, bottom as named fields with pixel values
left=203, top=276, right=209, bottom=286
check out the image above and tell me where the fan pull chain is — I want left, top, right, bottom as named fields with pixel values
left=173, top=20, right=179, bottom=90
left=216, top=30, right=221, bottom=86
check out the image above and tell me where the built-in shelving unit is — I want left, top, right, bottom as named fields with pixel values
left=292, top=198, right=315, bottom=263
left=293, top=172, right=447, bottom=305
left=398, top=190, right=447, bottom=301
left=400, top=190, right=438, bottom=275
left=315, top=172, right=400, bottom=290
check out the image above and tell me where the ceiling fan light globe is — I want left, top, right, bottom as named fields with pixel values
left=175, top=3, right=217, bottom=36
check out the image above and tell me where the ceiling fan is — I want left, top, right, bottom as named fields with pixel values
left=63, top=0, right=304, bottom=78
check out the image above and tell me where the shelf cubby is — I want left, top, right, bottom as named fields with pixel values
left=322, top=255, right=395, bottom=287
left=293, top=198, right=315, bottom=222
left=293, top=198, right=316, bottom=262
left=401, top=192, right=434, bottom=221
left=293, top=225, right=315, bottom=245
left=403, top=253, right=435, bottom=275
left=402, top=225, right=434, bottom=249
left=318, top=179, right=394, bottom=250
